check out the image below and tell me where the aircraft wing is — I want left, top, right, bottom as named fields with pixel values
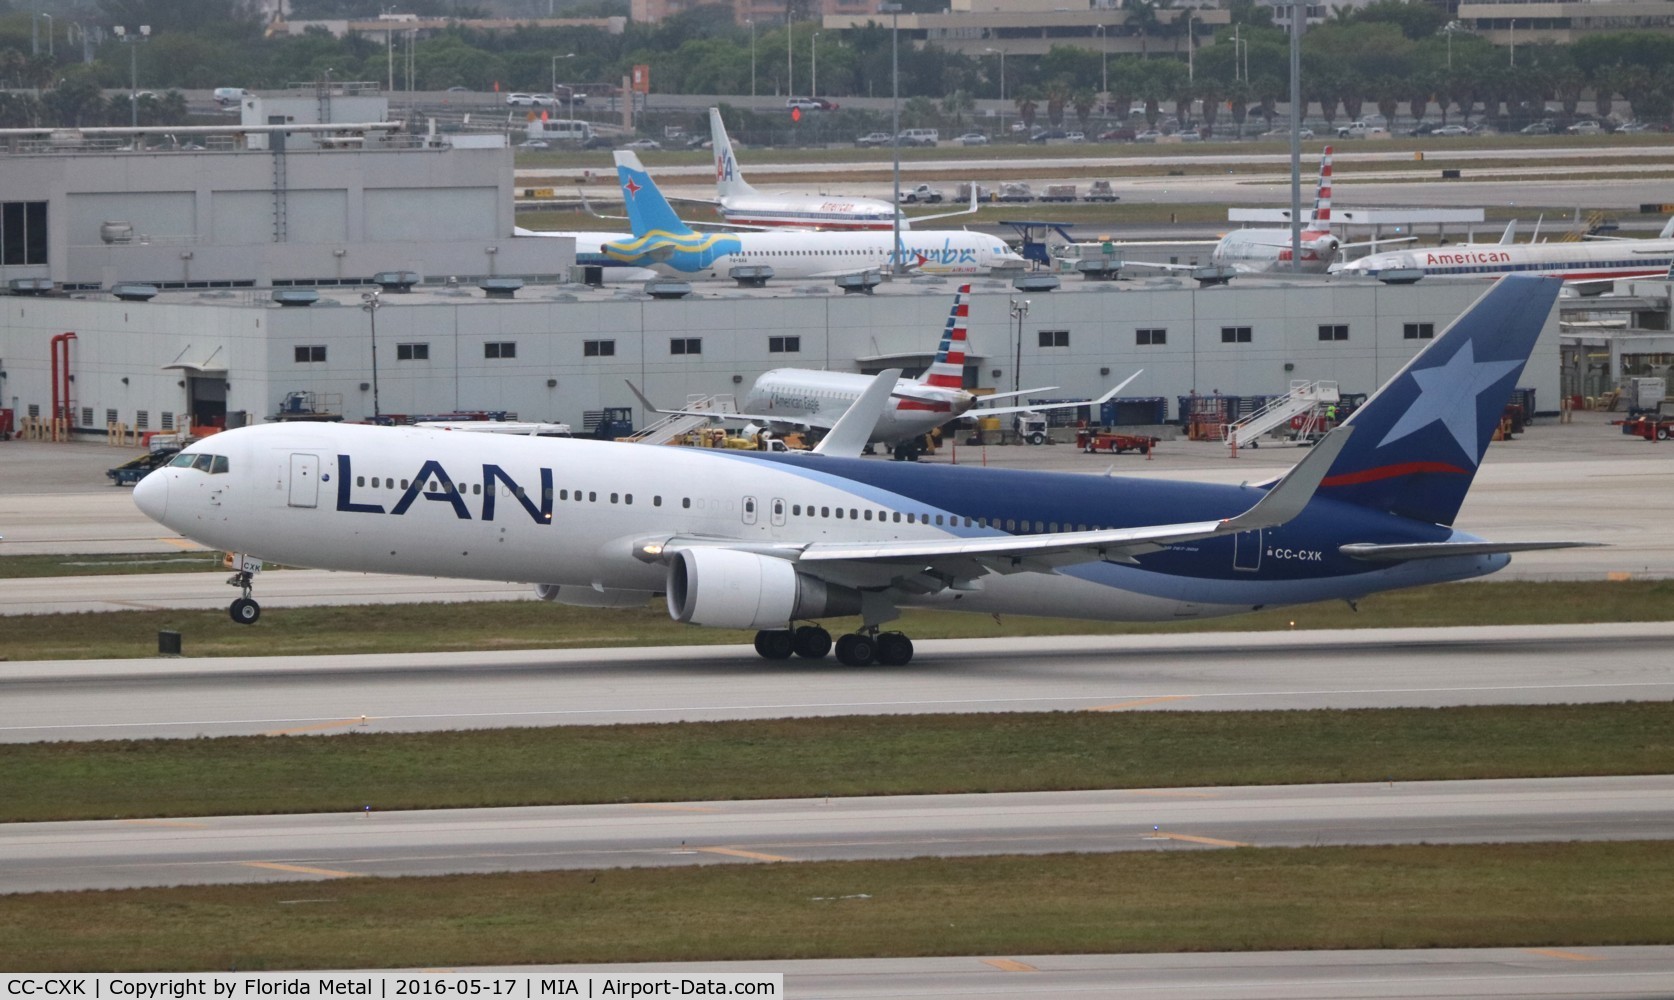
left=971, top=371, right=1141, bottom=418
left=644, top=428, right=1350, bottom=587
left=623, top=380, right=834, bottom=431
left=584, top=190, right=774, bottom=232
left=1338, top=236, right=1416, bottom=252
left=902, top=187, right=980, bottom=225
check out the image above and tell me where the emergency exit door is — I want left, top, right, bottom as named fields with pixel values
left=288, top=453, right=320, bottom=508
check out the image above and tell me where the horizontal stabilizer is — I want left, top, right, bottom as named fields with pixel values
left=1340, top=540, right=1599, bottom=561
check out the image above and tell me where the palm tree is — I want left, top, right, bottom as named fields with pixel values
left=1072, top=87, right=1097, bottom=130
left=1044, top=78, right=1072, bottom=127
left=1127, top=0, right=1160, bottom=60
left=1014, top=87, right=1042, bottom=132
left=940, top=88, right=975, bottom=127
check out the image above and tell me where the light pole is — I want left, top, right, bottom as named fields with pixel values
left=748, top=20, right=756, bottom=98
left=360, top=288, right=383, bottom=421
left=1288, top=0, right=1302, bottom=272
left=984, top=46, right=1005, bottom=136
left=1508, top=18, right=1516, bottom=67
left=811, top=32, right=819, bottom=100
left=113, top=25, right=150, bottom=129
left=1185, top=9, right=1194, bottom=82
left=881, top=3, right=903, bottom=274
left=42, top=14, right=52, bottom=57
left=787, top=13, right=794, bottom=98
left=1009, top=298, right=1030, bottom=394
left=385, top=7, right=395, bottom=93
left=551, top=51, right=575, bottom=117
left=1094, top=25, right=1106, bottom=100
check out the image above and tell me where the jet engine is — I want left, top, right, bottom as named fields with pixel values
left=533, top=583, right=656, bottom=608
left=666, top=547, right=861, bottom=629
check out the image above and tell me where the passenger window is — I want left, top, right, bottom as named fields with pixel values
left=560, top=489, right=569, bottom=500
left=611, top=493, right=620, bottom=504
left=589, top=492, right=597, bottom=502
left=683, top=498, right=691, bottom=508
left=893, top=512, right=901, bottom=523
left=934, top=515, right=944, bottom=526
left=654, top=496, right=662, bottom=506
left=836, top=508, right=845, bottom=519
left=821, top=506, right=830, bottom=517
left=626, top=494, right=633, bottom=504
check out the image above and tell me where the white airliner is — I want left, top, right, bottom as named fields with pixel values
left=602, top=153, right=1025, bottom=280
left=629, top=284, right=1136, bottom=456
left=1128, top=147, right=1397, bottom=275
left=133, top=276, right=1583, bottom=666
left=1332, top=217, right=1674, bottom=283
left=705, top=109, right=977, bottom=231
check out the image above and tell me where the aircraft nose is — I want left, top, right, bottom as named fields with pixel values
left=133, top=469, right=169, bottom=523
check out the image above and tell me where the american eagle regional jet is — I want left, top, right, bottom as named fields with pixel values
left=134, top=275, right=1582, bottom=666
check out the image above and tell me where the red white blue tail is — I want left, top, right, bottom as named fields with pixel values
left=916, top=284, right=972, bottom=390
left=1309, top=145, right=1333, bottom=227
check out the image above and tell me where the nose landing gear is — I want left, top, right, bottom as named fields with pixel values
left=227, top=569, right=260, bottom=625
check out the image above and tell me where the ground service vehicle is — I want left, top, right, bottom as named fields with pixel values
left=1078, top=429, right=1159, bottom=454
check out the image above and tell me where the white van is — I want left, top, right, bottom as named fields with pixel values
left=213, top=87, right=250, bottom=106
left=527, top=119, right=594, bottom=144
left=895, top=128, right=939, bottom=147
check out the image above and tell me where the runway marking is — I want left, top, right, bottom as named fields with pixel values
left=160, top=537, right=207, bottom=550
left=697, top=846, right=792, bottom=863
left=981, top=959, right=1039, bottom=973
left=120, top=819, right=210, bottom=829
left=631, top=804, right=723, bottom=813
left=1151, top=831, right=1249, bottom=848
left=1527, top=948, right=1604, bottom=962
left=1608, top=572, right=1635, bottom=582
left=264, top=718, right=368, bottom=736
left=1125, top=789, right=1218, bottom=799
left=1088, top=696, right=1192, bottom=711
left=244, top=861, right=364, bottom=879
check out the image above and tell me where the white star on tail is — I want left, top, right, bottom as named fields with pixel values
left=1377, top=340, right=1522, bottom=462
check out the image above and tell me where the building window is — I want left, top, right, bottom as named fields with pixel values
left=397, top=343, right=429, bottom=361
left=1221, top=326, right=1253, bottom=344
left=584, top=339, right=616, bottom=357
left=1038, top=329, right=1070, bottom=348
left=135, top=410, right=149, bottom=430
left=768, top=335, right=800, bottom=353
left=1404, top=322, right=1435, bottom=340
left=0, top=201, right=48, bottom=266
left=485, top=341, right=517, bottom=359
left=80, top=407, right=94, bottom=426
left=671, top=337, right=702, bottom=355
left=294, top=345, right=326, bottom=363
left=1136, top=328, right=1167, bottom=346
left=1318, top=324, right=1349, bottom=341
left=161, top=411, right=174, bottom=430
left=105, top=409, right=118, bottom=426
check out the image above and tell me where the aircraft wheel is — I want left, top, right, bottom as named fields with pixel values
left=793, top=625, right=832, bottom=659
left=753, top=629, right=795, bottom=659
left=834, top=633, right=877, bottom=666
left=875, top=632, right=914, bottom=666
left=229, top=598, right=261, bottom=625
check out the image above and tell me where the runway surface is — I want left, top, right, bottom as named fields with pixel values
left=4, top=775, right=1670, bottom=893
left=477, top=948, right=1674, bottom=1000
left=4, top=624, right=1672, bottom=742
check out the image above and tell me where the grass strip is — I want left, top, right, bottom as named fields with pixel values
left=2, top=579, right=1671, bottom=662
left=0, top=552, right=226, bottom=579
left=4, top=703, right=1670, bottom=823
left=4, top=842, right=1673, bottom=971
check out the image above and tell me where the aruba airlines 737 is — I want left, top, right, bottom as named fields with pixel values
left=602, top=152, right=1023, bottom=279
left=706, top=109, right=977, bottom=231
left=629, top=283, right=1136, bottom=456
left=135, top=275, right=1585, bottom=666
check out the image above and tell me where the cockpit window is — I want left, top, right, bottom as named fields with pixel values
left=169, top=452, right=230, bottom=473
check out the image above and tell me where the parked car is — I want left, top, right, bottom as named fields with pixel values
left=1616, top=121, right=1650, bottom=133
left=895, top=128, right=939, bottom=147
left=1133, top=129, right=1164, bottom=142
left=1465, top=122, right=1496, bottom=136
left=1567, top=120, right=1603, bottom=134
left=1432, top=124, right=1470, bottom=137
left=517, top=139, right=551, bottom=150
left=955, top=131, right=990, bottom=146
left=1335, top=121, right=1387, bottom=138
left=1096, top=127, right=1135, bottom=142
left=898, top=183, right=945, bottom=204
left=1065, top=131, right=1086, bottom=143
left=1260, top=127, right=1314, bottom=140
left=1029, top=129, right=1069, bottom=143
left=582, top=135, right=614, bottom=150
left=787, top=97, right=838, bottom=111
left=505, top=93, right=557, bottom=107
left=854, top=131, right=892, bottom=148
left=1408, top=121, right=1437, bottom=136
left=1519, top=121, right=1553, bottom=135
left=445, top=85, right=471, bottom=93
left=620, top=138, right=662, bottom=151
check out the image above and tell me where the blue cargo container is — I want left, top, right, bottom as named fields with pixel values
left=1099, top=396, right=1168, bottom=426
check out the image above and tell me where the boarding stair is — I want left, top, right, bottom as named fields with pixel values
left=1559, top=211, right=1611, bottom=243
left=625, top=393, right=740, bottom=445
left=1223, top=380, right=1339, bottom=451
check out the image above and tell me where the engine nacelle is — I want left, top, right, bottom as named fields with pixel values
left=666, top=547, right=861, bottom=629
left=533, top=583, right=655, bottom=608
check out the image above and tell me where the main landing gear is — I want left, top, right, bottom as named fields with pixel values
left=751, top=625, right=914, bottom=666
left=227, top=569, right=260, bottom=625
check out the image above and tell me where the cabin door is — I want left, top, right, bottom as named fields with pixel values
left=1233, top=529, right=1262, bottom=572
left=288, top=453, right=320, bottom=508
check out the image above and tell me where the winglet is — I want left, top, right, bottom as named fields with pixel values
left=1088, top=369, right=1143, bottom=407
left=1222, top=426, right=1353, bottom=532
left=624, top=379, right=668, bottom=416
left=812, top=368, right=901, bottom=457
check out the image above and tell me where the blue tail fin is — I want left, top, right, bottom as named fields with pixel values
left=1320, top=274, right=1560, bottom=526
left=612, top=151, right=695, bottom=238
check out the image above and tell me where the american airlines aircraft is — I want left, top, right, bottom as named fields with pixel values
left=705, top=109, right=976, bottom=231
left=133, top=276, right=1580, bottom=666
left=630, top=284, right=1136, bottom=456
left=1130, top=146, right=1395, bottom=275
left=602, top=152, right=1025, bottom=279
left=1333, top=218, right=1674, bottom=283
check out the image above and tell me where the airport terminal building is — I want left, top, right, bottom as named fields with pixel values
left=0, top=117, right=1560, bottom=436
